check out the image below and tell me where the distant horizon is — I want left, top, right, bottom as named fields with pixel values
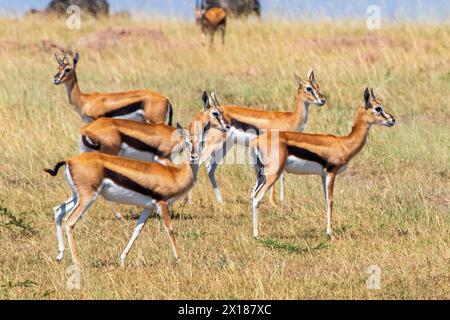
left=0, top=0, right=449, bottom=21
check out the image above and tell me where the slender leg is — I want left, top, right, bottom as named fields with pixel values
left=269, top=185, right=277, bottom=206
left=107, top=201, right=123, bottom=221
left=201, top=30, right=206, bottom=46
left=64, top=193, right=98, bottom=266
left=119, top=207, right=152, bottom=267
left=251, top=173, right=281, bottom=239
left=221, top=25, right=226, bottom=45
left=210, top=33, right=214, bottom=48
left=322, top=172, right=336, bottom=239
left=158, top=201, right=179, bottom=261
left=206, top=158, right=223, bottom=204
left=54, top=196, right=78, bottom=262
left=205, top=140, right=231, bottom=204
left=279, top=173, right=285, bottom=205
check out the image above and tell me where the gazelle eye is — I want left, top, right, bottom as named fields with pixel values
left=375, top=107, right=382, bottom=113
left=306, top=87, right=312, bottom=92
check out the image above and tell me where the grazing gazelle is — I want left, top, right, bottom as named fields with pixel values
left=45, top=120, right=216, bottom=266
left=195, top=0, right=227, bottom=46
left=249, top=88, right=396, bottom=239
left=202, top=69, right=326, bottom=204
left=53, top=52, right=173, bottom=125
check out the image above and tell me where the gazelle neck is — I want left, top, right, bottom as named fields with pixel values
left=65, top=73, right=84, bottom=111
left=343, top=107, right=371, bottom=160
left=293, top=93, right=310, bottom=131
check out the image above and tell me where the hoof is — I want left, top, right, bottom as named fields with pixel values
left=326, top=233, right=336, bottom=241
left=119, top=255, right=126, bottom=267
left=56, top=252, right=64, bottom=262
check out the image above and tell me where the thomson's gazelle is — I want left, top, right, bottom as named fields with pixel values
left=80, top=91, right=229, bottom=163
left=45, top=120, right=217, bottom=266
left=250, top=88, right=395, bottom=239
left=53, top=52, right=173, bottom=125
left=202, top=69, right=327, bottom=204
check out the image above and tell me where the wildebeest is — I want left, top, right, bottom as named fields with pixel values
left=200, top=0, right=261, bottom=18
left=46, top=0, right=109, bottom=16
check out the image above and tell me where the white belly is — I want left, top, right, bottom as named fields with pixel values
left=285, top=156, right=324, bottom=175
left=101, top=179, right=155, bottom=208
left=119, top=143, right=156, bottom=162
left=114, top=110, right=145, bottom=121
left=230, top=128, right=258, bottom=146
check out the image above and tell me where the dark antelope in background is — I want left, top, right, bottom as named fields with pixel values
left=195, top=0, right=227, bottom=46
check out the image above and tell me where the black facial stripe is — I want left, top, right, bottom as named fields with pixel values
left=120, top=133, right=164, bottom=157
left=230, top=118, right=261, bottom=135
left=309, top=87, right=318, bottom=99
left=104, top=101, right=144, bottom=118
left=104, top=168, right=164, bottom=201
left=287, top=145, right=336, bottom=171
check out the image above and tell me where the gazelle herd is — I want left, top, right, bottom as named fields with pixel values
left=46, top=51, right=395, bottom=267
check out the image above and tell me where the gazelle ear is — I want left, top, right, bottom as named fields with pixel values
left=293, top=73, right=303, bottom=87
left=370, top=88, right=376, bottom=100
left=364, top=87, right=371, bottom=109
left=202, top=91, right=210, bottom=111
left=73, top=53, right=80, bottom=68
left=307, top=68, right=315, bottom=82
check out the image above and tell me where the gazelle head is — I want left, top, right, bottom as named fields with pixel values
left=293, top=69, right=326, bottom=106
left=362, top=88, right=396, bottom=127
left=53, top=52, right=79, bottom=85
left=177, top=120, right=211, bottom=164
left=201, top=91, right=230, bottom=132
left=195, top=0, right=205, bottom=24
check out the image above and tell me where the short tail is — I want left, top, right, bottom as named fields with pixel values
left=82, top=134, right=100, bottom=151
left=167, top=101, right=173, bottom=127
left=44, top=161, right=67, bottom=177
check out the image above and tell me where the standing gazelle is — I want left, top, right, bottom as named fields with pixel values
left=53, top=52, right=173, bottom=125
left=45, top=120, right=217, bottom=266
left=195, top=0, right=227, bottom=46
left=80, top=91, right=229, bottom=163
left=250, top=88, right=395, bottom=239
left=202, top=69, right=326, bottom=204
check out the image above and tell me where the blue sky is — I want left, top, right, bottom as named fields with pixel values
left=0, top=0, right=448, bottom=20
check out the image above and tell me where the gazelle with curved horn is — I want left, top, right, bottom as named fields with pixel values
left=195, top=0, right=227, bottom=46
left=80, top=91, right=228, bottom=220
left=249, top=88, right=395, bottom=239
left=45, top=119, right=217, bottom=266
left=202, top=69, right=327, bottom=204
left=80, top=91, right=229, bottom=163
left=53, top=52, right=173, bottom=126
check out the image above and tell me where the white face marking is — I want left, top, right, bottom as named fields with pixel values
left=101, top=179, right=154, bottom=208
left=284, top=156, right=324, bottom=175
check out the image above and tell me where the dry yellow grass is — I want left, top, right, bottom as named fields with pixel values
left=0, top=15, right=449, bottom=299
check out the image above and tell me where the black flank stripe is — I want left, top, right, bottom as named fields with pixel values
left=230, top=118, right=261, bottom=134
left=103, top=101, right=144, bottom=118
left=287, top=145, right=331, bottom=169
left=104, top=168, right=164, bottom=201
left=120, top=133, right=162, bottom=156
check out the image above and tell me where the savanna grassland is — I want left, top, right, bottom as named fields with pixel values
left=0, top=15, right=449, bottom=299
